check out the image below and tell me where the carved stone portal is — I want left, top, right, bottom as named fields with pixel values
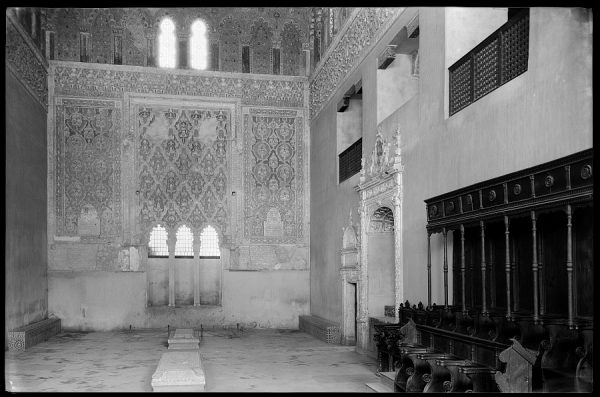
left=354, top=126, right=404, bottom=353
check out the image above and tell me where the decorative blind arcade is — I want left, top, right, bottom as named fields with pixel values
left=339, top=138, right=362, bottom=183
left=449, top=8, right=529, bottom=116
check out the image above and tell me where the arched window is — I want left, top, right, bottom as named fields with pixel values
left=199, top=225, right=220, bottom=258
left=149, top=224, right=169, bottom=257
left=189, top=19, right=208, bottom=70
left=158, top=18, right=176, bottom=68
left=175, top=225, right=194, bottom=258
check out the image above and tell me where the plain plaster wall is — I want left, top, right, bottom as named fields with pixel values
left=377, top=54, right=419, bottom=123
left=5, top=68, right=48, bottom=347
left=49, top=269, right=308, bottom=330
left=367, top=232, right=395, bottom=317
left=309, top=7, right=592, bottom=325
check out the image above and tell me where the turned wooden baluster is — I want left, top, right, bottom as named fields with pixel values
left=538, top=228, right=545, bottom=316
left=489, top=238, right=496, bottom=309
left=531, top=210, right=539, bottom=323
left=511, top=237, right=520, bottom=313
left=504, top=216, right=512, bottom=320
left=427, top=231, right=432, bottom=308
left=566, top=204, right=574, bottom=329
left=480, top=221, right=488, bottom=316
left=443, top=227, right=448, bottom=309
left=460, top=224, right=467, bottom=314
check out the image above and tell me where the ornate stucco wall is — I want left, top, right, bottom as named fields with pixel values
left=40, top=8, right=310, bottom=76
left=47, top=60, right=310, bottom=330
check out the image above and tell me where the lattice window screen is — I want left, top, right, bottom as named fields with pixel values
left=449, top=60, right=473, bottom=115
left=339, top=138, right=362, bottom=183
left=449, top=9, right=529, bottom=116
left=199, top=225, right=220, bottom=257
left=175, top=225, right=194, bottom=257
left=501, top=13, right=529, bottom=84
left=149, top=224, right=169, bottom=257
left=473, top=38, right=499, bottom=100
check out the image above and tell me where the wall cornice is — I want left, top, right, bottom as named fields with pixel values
left=309, top=7, right=403, bottom=120
left=50, top=61, right=308, bottom=109
left=5, top=14, right=49, bottom=109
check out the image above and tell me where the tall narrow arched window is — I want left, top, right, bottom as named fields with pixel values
left=158, top=18, right=176, bottom=68
left=189, top=19, right=208, bottom=70
left=199, top=225, right=220, bottom=258
left=175, top=225, right=194, bottom=258
left=149, top=224, right=169, bottom=257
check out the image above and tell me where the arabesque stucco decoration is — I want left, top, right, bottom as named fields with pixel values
left=309, top=7, right=402, bottom=119
left=243, top=108, right=304, bottom=243
left=6, top=13, right=48, bottom=109
left=135, top=104, right=231, bottom=234
left=51, top=63, right=305, bottom=108
left=54, top=98, right=122, bottom=237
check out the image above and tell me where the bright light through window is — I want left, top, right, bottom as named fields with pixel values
left=158, top=18, right=176, bottom=68
left=175, top=225, right=194, bottom=257
left=190, top=19, right=208, bottom=70
left=149, top=224, right=169, bottom=257
left=199, top=225, right=220, bottom=257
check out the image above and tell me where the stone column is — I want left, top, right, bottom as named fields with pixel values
left=167, top=231, right=176, bottom=307
left=443, top=227, right=448, bottom=309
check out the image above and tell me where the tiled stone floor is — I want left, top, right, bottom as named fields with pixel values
left=5, top=328, right=379, bottom=392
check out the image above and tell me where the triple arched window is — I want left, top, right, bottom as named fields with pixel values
left=148, top=224, right=220, bottom=258
left=158, top=17, right=208, bottom=70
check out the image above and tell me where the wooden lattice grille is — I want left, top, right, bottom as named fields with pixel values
left=449, top=9, right=529, bottom=116
left=339, top=138, right=362, bottom=183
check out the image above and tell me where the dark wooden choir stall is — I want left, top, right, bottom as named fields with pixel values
left=373, top=149, right=593, bottom=393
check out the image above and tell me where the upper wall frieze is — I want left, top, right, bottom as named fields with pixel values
left=50, top=61, right=308, bottom=108
left=309, top=8, right=402, bottom=120
left=6, top=14, right=49, bottom=109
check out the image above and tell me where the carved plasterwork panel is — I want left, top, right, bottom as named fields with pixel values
left=250, top=18, right=273, bottom=74
left=243, top=108, right=304, bottom=243
left=281, top=21, right=302, bottom=76
left=134, top=103, right=231, bottom=234
left=52, top=63, right=306, bottom=109
left=309, top=7, right=402, bottom=119
left=54, top=98, right=122, bottom=237
left=5, top=15, right=48, bottom=109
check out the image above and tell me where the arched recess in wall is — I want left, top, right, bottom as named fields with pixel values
left=281, top=21, right=302, bottom=76
left=158, top=17, right=176, bottom=68
left=88, top=9, right=115, bottom=64
left=55, top=8, right=80, bottom=61
left=189, top=19, right=208, bottom=70
left=367, top=207, right=396, bottom=318
left=219, top=15, right=242, bottom=73
left=249, top=18, right=273, bottom=74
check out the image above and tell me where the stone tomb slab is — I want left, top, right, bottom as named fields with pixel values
left=151, top=350, right=205, bottom=392
left=168, top=328, right=199, bottom=350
